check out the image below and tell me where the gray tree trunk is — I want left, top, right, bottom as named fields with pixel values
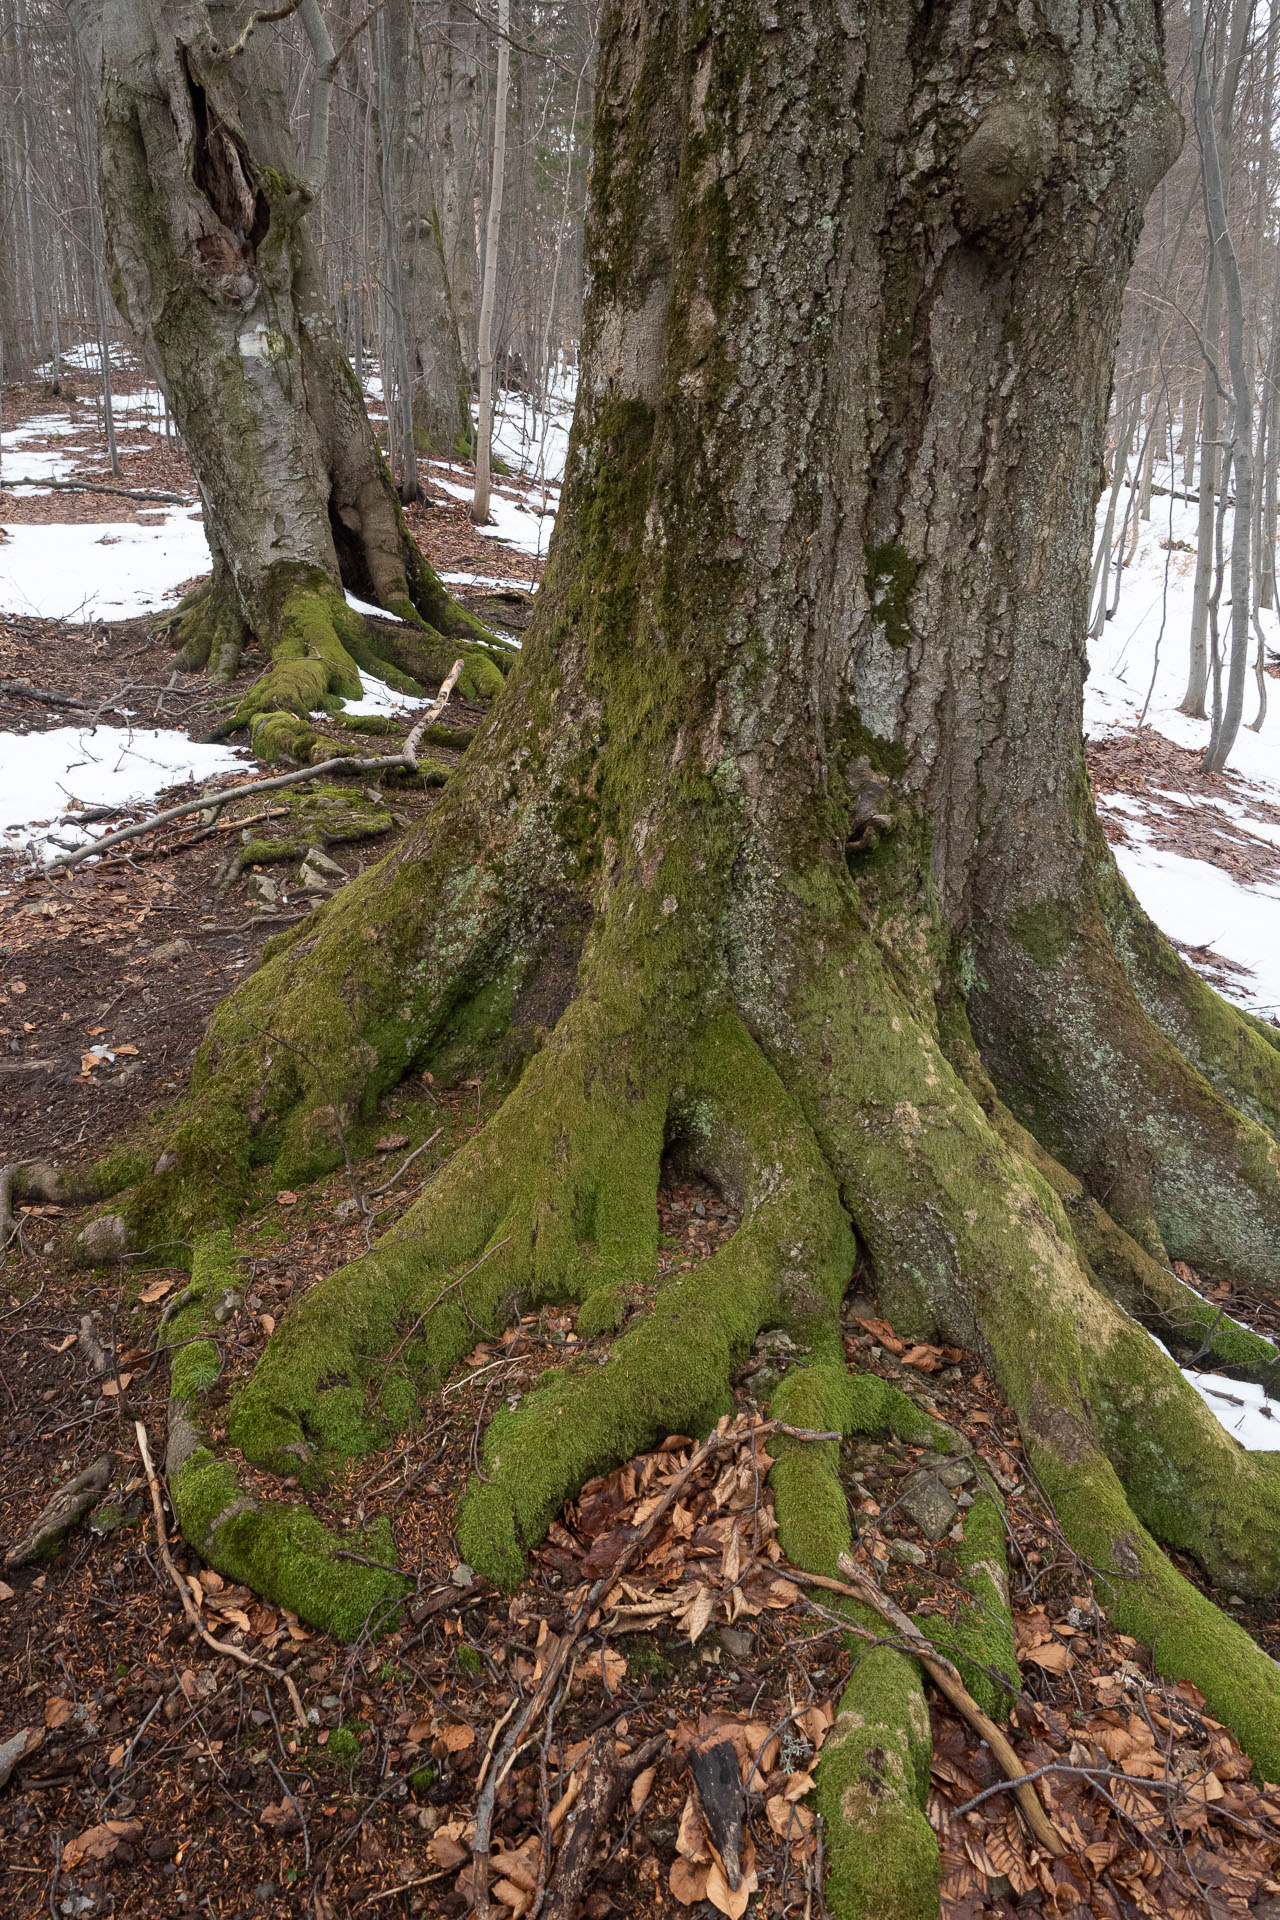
left=83, top=0, right=505, bottom=750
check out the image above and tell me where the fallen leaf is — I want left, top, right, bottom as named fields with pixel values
left=139, top=1279, right=174, bottom=1305
left=676, top=1791, right=712, bottom=1865
left=101, top=1373, right=133, bottom=1397
left=669, top=1857, right=710, bottom=1906
left=575, top=1646, right=627, bottom=1690
left=783, top=1770, right=815, bottom=1800
left=61, top=1819, right=143, bottom=1870
left=44, top=1696, right=73, bottom=1728
left=260, top=1313, right=276, bottom=1337
left=437, top=1721, right=475, bottom=1753
left=108, top=1743, right=126, bottom=1769
left=766, top=1792, right=814, bottom=1837
left=51, top=1333, right=77, bottom=1353
left=683, top=1583, right=716, bottom=1644
left=259, top=1799, right=302, bottom=1835
left=1022, top=1640, right=1071, bottom=1674
left=706, top=1853, right=758, bottom=1919
left=0, top=1580, right=13, bottom=1603
left=427, top=1829, right=469, bottom=1870
left=114, top=1043, right=139, bottom=1056
left=276, top=1190, right=298, bottom=1207
left=492, top=1879, right=533, bottom=1917
left=631, top=1764, right=657, bottom=1813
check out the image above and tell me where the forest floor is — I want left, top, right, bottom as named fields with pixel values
left=3, top=364, right=1280, bottom=1918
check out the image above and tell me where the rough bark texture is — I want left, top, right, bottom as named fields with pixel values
left=93, top=0, right=509, bottom=755
left=76, top=3, right=1280, bottom=1913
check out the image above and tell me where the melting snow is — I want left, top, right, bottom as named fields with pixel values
left=0, top=725, right=249, bottom=862
left=0, top=511, right=211, bottom=622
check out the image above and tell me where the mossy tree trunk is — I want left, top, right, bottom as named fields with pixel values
left=91, top=0, right=509, bottom=756
left=85, top=2, right=1280, bottom=1911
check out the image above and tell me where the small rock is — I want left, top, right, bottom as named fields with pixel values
left=754, top=1329, right=799, bottom=1357
left=936, top=1460, right=975, bottom=1489
left=210, top=1289, right=241, bottom=1325
left=888, top=1538, right=927, bottom=1567
left=450, top=1562, right=473, bottom=1587
left=149, top=938, right=190, bottom=964
left=302, top=845, right=345, bottom=877
left=247, top=873, right=278, bottom=908
left=153, top=1151, right=178, bottom=1176
left=719, top=1627, right=754, bottom=1661
left=899, top=1470, right=958, bottom=1542
left=73, top=1214, right=128, bottom=1266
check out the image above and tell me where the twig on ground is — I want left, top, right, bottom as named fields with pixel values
left=0, top=678, right=90, bottom=710
left=401, top=657, right=464, bottom=766
left=133, top=1418, right=308, bottom=1728
left=0, top=477, right=188, bottom=503
left=823, top=1550, right=1067, bottom=1857
left=50, top=700, right=461, bottom=870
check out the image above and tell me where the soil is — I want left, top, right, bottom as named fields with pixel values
left=4, top=368, right=1280, bottom=1919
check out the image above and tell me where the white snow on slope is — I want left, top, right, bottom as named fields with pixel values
left=0, top=725, right=248, bottom=861
left=1146, top=1330, right=1280, bottom=1451
left=0, top=511, right=211, bottom=621
left=1087, top=467, right=1280, bottom=1018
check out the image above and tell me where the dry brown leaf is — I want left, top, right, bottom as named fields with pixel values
left=676, top=1791, right=712, bottom=1865
left=44, top=1696, right=72, bottom=1729
left=766, top=1793, right=814, bottom=1838
left=1021, top=1639, right=1071, bottom=1673
left=683, top=1583, right=716, bottom=1645
left=138, top=1278, right=173, bottom=1305
left=669, top=1858, right=710, bottom=1906
left=437, top=1721, right=475, bottom=1753
left=276, top=1190, right=298, bottom=1207
left=427, top=1826, right=470, bottom=1870
left=630, top=1764, right=657, bottom=1813
left=489, top=1838, right=541, bottom=1893
left=100, top=1373, right=133, bottom=1397
left=783, top=1770, right=815, bottom=1801
left=61, top=1819, right=143, bottom=1870
left=706, top=1851, right=758, bottom=1920
left=260, top=1313, right=276, bottom=1338
left=492, top=1880, right=533, bottom=1917
left=259, top=1800, right=302, bottom=1835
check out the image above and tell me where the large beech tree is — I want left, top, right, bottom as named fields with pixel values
left=66, top=2, right=1280, bottom=1911
left=83, top=0, right=511, bottom=757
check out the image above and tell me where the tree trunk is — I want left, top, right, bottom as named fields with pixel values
left=384, top=0, right=471, bottom=464
left=435, top=0, right=481, bottom=383
left=78, top=5, right=1280, bottom=1910
left=88, top=0, right=511, bottom=758
left=471, top=0, right=510, bottom=526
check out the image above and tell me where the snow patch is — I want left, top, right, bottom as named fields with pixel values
left=0, top=511, right=211, bottom=621
left=0, top=725, right=248, bottom=862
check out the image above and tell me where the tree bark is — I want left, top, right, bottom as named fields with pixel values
left=471, top=0, right=510, bottom=526
left=383, top=0, right=471, bottom=466
left=78, top=5, right=1280, bottom=1909
left=87, top=0, right=511, bottom=757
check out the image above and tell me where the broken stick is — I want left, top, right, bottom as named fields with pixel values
left=817, top=1550, right=1066, bottom=1857
left=133, top=1419, right=308, bottom=1729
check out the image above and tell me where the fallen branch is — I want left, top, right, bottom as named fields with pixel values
left=819, top=1551, right=1067, bottom=1857
left=133, top=1419, right=308, bottom=1729
left=541, top=1729, right=668, bottom=1920
left=0, top=477, right=189, bottom=503
left=4, top=1454, right=113, bottom=1566
left=401, top=656, right=464, bottom=766
left=0, top=677, right=89, bottom=710
left=50, top=714, right=456, bottom=871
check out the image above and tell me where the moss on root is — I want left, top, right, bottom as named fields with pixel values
left=923, top=1490, right=1018, bottom=1722
left=769, top=1364, right=939, bottom=1920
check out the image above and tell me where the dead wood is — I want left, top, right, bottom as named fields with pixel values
left=540, top=1729, right=667, bottom=1920
left=5, top=1453, right=113, bottom=1566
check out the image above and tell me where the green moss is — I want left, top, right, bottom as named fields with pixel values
left=921, top=1491, right=1018, bottom=1720
left=172, top=1447, right=410, bottom=1641
left=767, top=1364, right=939, bottom=1920
left=456, top=1644, right=485, bottom=1678
left=818, top=1649, right=940, bottom=1920
left=1009, top=895, right=1074, bottom=969
left=325, top=1724, right=361, bottom=1764
left=864, top=543, right=919, bottom=650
